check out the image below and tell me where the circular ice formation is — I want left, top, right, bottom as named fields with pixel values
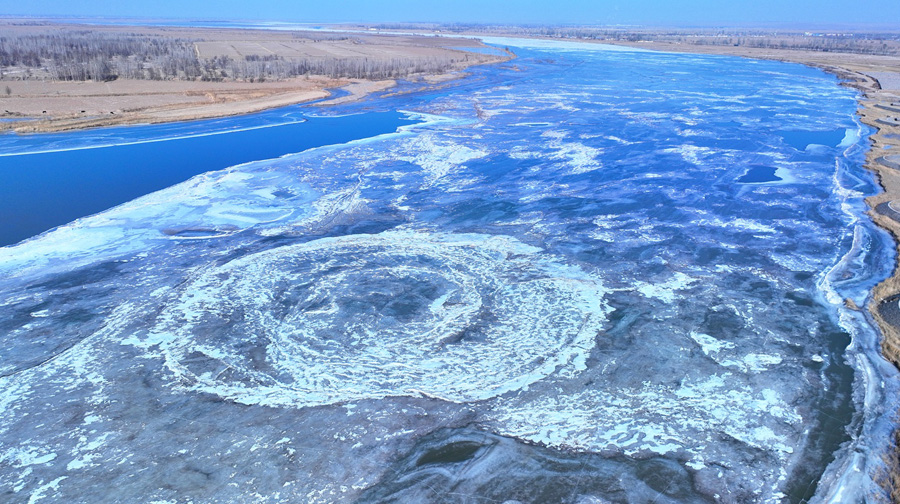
left=153, top=231, right=609, bottom=407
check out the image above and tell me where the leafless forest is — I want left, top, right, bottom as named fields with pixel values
left=0, top=29, right=470, bottom=82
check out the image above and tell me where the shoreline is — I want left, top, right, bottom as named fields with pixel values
left=0, top=22, right=511, bottom=134
left=0, top=77, right=389, bottom=134
left=0, top=72, right=480, bottom=135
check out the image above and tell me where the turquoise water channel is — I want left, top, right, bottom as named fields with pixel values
left=0, top=110, right=414, bottom=246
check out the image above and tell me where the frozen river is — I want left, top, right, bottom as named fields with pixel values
left=1, top=37, right=898, bottom=502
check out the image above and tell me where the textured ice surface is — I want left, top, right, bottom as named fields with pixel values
left=142, top=231, right=608, bottom=407
left=0, top=38, right=897, bottom=503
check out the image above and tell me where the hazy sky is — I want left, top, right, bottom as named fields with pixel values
left=8, top=0, right=900, bottom=27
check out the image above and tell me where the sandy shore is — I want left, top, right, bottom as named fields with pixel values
left=0, top=22, right=509, bottom=133
left=1, top=77, right=341, bottom=133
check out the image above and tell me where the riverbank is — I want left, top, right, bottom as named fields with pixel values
left=0, top=77, right=401, bottom=133
left=0, top=21, right=508, bottom=133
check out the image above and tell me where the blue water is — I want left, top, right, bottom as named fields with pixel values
left=0, top=37, right=897, bottom=504
left=0, top=110, right=414, bottom=246
left=738, top=165, right=783, bottom=183
left=779, top=128, right=848, bottom=150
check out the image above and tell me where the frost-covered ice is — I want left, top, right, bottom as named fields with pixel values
left=140, top=231, right=608, bottom=407
left=0, top=38, right=897, bottom=503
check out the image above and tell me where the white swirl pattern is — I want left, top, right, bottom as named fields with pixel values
left=151, top=231, right=610, bottom=407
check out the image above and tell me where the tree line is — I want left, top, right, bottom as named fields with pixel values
left=0, top=31, right=200, bottom=81
left=228, top=54, right=468, bottom=81
left=370, top=23, right=900, bottom=57
left=0, top=30, right=469, bottom=82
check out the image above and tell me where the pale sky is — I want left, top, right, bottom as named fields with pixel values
left=7, top=0, right=900, bottom=28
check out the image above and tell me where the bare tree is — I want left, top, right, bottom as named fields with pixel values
left=0, top=29, right=473, bottom=83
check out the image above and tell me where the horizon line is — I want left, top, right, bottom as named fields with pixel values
left=3, top=15, right=900, bottom=34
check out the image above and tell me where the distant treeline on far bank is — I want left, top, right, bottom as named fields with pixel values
left=0, top=25, right=483, bottom=82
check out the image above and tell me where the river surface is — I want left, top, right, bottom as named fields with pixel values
left=0, top=37, right=898, bottom=503
left=0, top=109, right=414, bottom=246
